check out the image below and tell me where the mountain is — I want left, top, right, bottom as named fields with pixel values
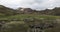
left=0, top=5, right=60, bottom=16
left=39, top=7, right=60, bottom=16
left=17, top=7, right=60, bottom=16
left=0, top=5, right=17, bottom=16
left=17, top=8, right=34, bottom=14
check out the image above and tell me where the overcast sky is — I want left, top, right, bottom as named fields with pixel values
left=0, top=0, right=60, bottom=10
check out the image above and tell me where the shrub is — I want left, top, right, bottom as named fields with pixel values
left=1, top=21, right=29, bottom=32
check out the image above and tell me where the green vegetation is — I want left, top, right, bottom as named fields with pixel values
left=0, top=14, right=59, bottom=19
left=0, top=5, right=60, bottom=32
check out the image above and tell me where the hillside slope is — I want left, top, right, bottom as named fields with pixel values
left=0, top=5, right=17, bottom=16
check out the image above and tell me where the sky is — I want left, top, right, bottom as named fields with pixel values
left=0, top=0, right=60, bottom=10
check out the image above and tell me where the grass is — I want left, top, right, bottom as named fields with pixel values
left=0, top=14, right=60, bottom=32
left=0, top=14, right=60, bottom=20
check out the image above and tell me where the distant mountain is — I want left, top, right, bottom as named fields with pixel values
left=36, top=7, right=60, bottom=16
left=0, top=5, right=17, bottom=16
left=1, top=5, right=60, bottom=16
left=17, top=8, right=34, bottom=14
left=17, top=7, right=60, bottom=16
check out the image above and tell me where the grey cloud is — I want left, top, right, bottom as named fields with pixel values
left=0, top=0, right=60, bottom=10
